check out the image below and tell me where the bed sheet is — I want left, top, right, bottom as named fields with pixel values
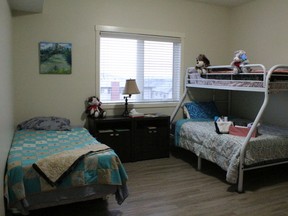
left=187, top=68, right=288, bottom=90
left=175, top=119, right=288, bottom=184
left=5, top=127, right=128, bottom=212
left=187, top=68, right=264, bottom=89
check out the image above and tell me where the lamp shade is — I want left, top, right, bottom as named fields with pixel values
left=123, top=79, right=140, bottom=95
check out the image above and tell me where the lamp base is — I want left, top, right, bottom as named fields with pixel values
left=122, top=109, right=129, bottom=117
left=122, top=96, right=129, bottom=117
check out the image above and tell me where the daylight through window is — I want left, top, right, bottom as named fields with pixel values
left=99, top=30, right=181, bottom=103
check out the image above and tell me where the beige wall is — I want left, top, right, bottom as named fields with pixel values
left=12, top=0, right=231, bottom=126
left=229, top=0, right=288, bottom=126
left=4, top=0, right=288, bottom=214
left=0, top=0, right=14, bottom=215
left=230, top=0, right=288, bottom=67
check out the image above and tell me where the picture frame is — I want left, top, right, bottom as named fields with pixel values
left=39, top=42, right=72, bottom=74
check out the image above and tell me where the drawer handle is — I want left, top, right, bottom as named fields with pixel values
left=110, top=133, right=119, bottom=136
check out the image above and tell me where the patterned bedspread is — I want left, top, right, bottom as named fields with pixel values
left=5, top=128, right=128, bottom=211
left=175, top=119, right=288, bottom=183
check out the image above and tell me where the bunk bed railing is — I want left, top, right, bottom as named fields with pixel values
left=170, top=64, right=266, bottom=124
left=170, top=65, right=191, bottom=124
left=238, top=64, right=288, bottom=192
left=266, top=64, right=288, bottom=92
left=242, top=63, right=267, bottom=87
left=237, top=81, right=269, bottom=192
left=186, top=64, right=267, bottom=92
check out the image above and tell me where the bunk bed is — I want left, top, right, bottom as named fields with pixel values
left=4, top=117, right=128, bottom=215
left=171, top=64, right=288, bottom=192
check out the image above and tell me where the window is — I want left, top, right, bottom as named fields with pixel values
left=97, top=26, right=182, bottom=104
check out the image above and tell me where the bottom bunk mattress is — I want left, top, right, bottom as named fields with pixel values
left=5, top=127, right=128, bottom=215
left=174, top=119, right=288, bottom=184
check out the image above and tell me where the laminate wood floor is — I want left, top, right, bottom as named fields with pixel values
left=13, top=148, right=288, bottom=216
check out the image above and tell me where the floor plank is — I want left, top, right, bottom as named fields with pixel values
left=11, top=148, right=288, bottom=216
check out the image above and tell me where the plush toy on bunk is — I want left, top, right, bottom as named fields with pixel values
left=195, top=54, right=211, bottom=75
left=230, top=50, right=251, bottom=74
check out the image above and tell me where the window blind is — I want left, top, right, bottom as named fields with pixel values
left=99, top=31, right=181, bottom=103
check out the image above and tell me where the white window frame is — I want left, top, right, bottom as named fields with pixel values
left=95, top=25, right=185, bottom=108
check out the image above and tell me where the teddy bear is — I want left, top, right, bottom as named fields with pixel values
left=230, top=50, right=251, bottom=74
left=85, top=96, right=106, bottom=118
left=195, top=54, right=211, bottom=75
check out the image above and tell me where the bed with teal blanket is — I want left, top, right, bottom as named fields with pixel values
left=5, top=118, right=128, bottom=215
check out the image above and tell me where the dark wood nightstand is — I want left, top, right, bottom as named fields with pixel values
left=86, top=114, right=170, bottom=162
left=133, top=115, right=170, bottom=161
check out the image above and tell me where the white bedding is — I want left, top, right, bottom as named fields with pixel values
left=186, top=67, right=288, bottom=91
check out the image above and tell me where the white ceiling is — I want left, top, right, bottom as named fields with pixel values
left=8, top=0, right=44, bottom=13
left=192, top=0, right=253, bottom=7
left=7, top=0, right=252, bottom=13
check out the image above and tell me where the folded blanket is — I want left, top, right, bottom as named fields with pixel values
left=33, top=144, right=110, bottom=186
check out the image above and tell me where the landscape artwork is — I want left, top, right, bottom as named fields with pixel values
left=39, top=42, right=72, bottom=74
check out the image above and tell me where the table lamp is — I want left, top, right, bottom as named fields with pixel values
left=122, top=79, right=140, bottom=116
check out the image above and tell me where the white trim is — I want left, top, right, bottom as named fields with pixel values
left=94, top=25, right=185, bottom=105
left=103, top=102, right=178, bottom=110
left=95, top=25, right=185, bottom=38
left=95, top=28, right=100, bottom=96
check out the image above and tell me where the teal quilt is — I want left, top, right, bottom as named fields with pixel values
left=5, top=127, right=128, bottom=211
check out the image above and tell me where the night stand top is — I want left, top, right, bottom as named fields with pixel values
left=88, top=114, right=170, bottom=121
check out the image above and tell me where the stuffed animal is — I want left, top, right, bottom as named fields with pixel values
left=230, top=50, right=250, bottom=74
left=85, top=96, right=106, bottom=118
left=195, top=54, right=210, bottom=75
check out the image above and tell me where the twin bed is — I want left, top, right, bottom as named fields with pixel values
left=4, top=117, right=128, bottom=215
left=171, top=64, right=288, bottom=192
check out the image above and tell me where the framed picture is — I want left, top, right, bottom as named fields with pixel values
left=39, top=42, right=72, bottom=74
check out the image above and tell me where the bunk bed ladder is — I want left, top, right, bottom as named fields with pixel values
left=237, top=97, right=268, bottom=192
left=170, top=88, right=187, bottom=124
left=238, top=64, right=283, bottom=192
left=171, top=66, right=190, bottom=124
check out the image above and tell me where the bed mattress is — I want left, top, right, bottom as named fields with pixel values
left=175, top=119, right=288, bottom=184
left=5, top=127, right=128, bottom=214
left=187, top=67, right=288, bottom=91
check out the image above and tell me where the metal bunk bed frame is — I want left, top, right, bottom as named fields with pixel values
left=171, top=64, right=288, bottom=192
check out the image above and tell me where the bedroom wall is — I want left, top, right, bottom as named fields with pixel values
left=12, top=0, right=231, bottom=126
left=0, top=0, right=14, bottom=215
left=229, top=0, right=288, bottom=126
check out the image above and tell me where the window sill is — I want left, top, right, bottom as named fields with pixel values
left=102, top=102, right=178, bottom=110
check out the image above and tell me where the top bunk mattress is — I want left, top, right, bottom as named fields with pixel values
left=186, top=64, right=288, bottom=92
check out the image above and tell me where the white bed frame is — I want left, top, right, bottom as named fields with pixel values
left=171, top=64, right=288, bottom=192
